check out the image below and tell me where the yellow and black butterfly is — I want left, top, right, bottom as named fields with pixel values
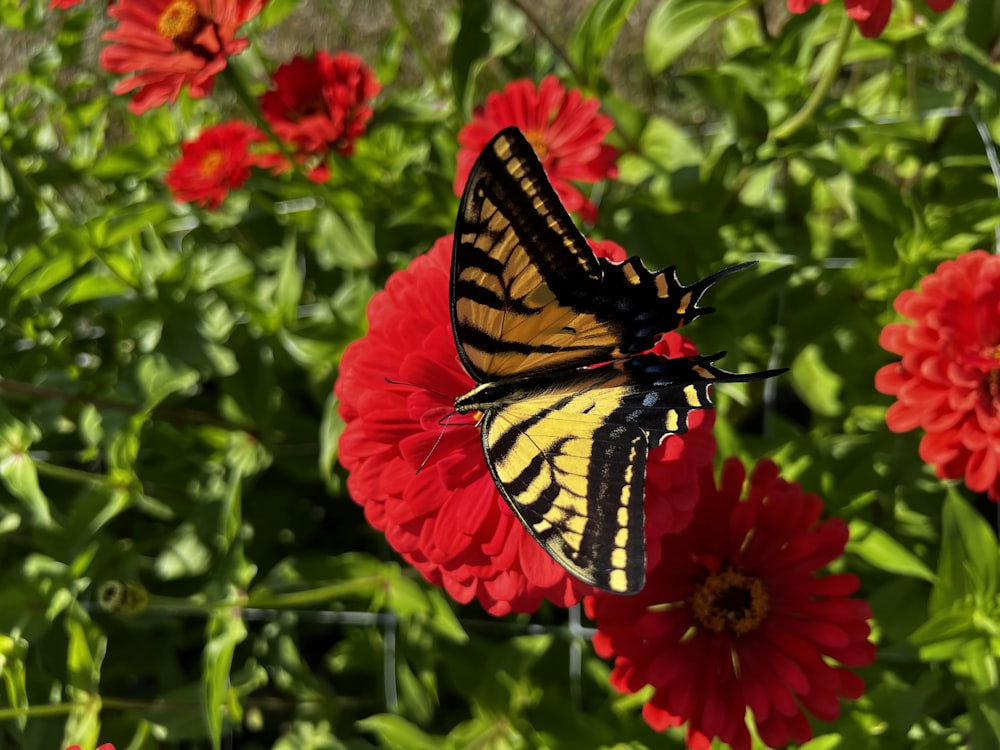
left=451, top=126, right=780, bottom=595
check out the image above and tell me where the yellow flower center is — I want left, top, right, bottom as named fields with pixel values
left=690, top=568, right=770, bottom=636
left=157, top=0, right=201, bottom=44
left=199, top=150, right=224, bottom=176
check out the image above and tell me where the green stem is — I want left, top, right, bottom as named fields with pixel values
left=386, top=0, right=446, bottom=97
left=0, top=378, right=256, bottom=436
left=0, top=701, right=87, bottom=720
left=246, top=577, right=386, bottom=609
left=504, top=0, right=584, bottom=85
left=771, top=14, right=853, bottom=143
left=34, top=461, right=121, bottom=489
left=0, top=694, right=204, bottom=722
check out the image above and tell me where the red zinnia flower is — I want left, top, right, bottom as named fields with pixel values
left=875, top=250, right=1000, bottom=501
left=787, top=0, right=955, bottom=37
left=587, top=457, right=875, bottom=750
left=51, top=0, right=84, bottom=8
left=454, top=76, right=618, bottom=224
left=334, top=236, right=715, bottom=616
left=65, top=745, right=116, bottom=750
left=100, top=0, right=263, bottom=114
left=259, top=51, right=379, bottom=182
left=165, top=121, right=276, bottom=209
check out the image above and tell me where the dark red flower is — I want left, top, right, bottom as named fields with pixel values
left=787, top=0, right=955, bottom=37
left=875, top=250, right=1000, bottom=501
left=587, top=457, right=875, bottom=750
left=454, top=76, right=618, bottom=224
left=334, top=236, right=715, bottom=616
left=100, top=0, right=262, bottom=114
left=51, top=0, right=84, bottom=8
left=64, top=745, right=115, bottom=750
left=165, top=121, right=275, bottom=209
left=259, top=51, right=379, bottom=181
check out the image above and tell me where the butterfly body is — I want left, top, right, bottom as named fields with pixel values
left=451, top=126, right=779, bottom=594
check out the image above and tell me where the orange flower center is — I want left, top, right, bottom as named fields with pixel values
left=990, top=346, right=1000, bottom=402
left=199, top=150, right=224, bottom=176
left=157, top=0, right=201, bottom=45
left=690, top=568, right=769, bottom=636
left=524, top=130, right=549, bottom=159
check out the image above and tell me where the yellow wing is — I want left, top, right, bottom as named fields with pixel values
left=473, top=356, right=720, bottom=595
left=481, top=393, right=648, bottom=595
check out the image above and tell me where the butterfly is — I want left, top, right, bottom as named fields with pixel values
left=451, top=126, right=780, bottom=594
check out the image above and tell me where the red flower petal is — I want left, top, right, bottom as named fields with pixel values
left=165, top=120, right=272, bottom=208
left=587, top=457, right=874, bottom=749
left=877, top=250, right=1000, bottom=501
left=454, top=76, right=618, bottom=223
left=100, top=0, right=261, bottom=114
left=335, top=236, right=712, bottom=615
left=259, top=51, right=379, bottom=175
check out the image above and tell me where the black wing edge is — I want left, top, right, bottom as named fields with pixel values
left=450, top=126, right=604, bottom=339
left=594, top=255, right=761, bottom=356
left=480, top=410, right=649, bottom=595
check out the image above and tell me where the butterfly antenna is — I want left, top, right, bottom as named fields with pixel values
left=382, top=378, right=463, bottom=474
left=416, top=409, right=465, bottom=474
left=384, top=377, right=454, bottom=403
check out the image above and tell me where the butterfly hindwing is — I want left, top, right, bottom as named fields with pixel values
left=473, top=355, right=730, bottom=594
left=479, top=385, right=649, bottom=594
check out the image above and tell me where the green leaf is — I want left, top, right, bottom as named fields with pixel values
left=91, top=144, right=161, bottom=179
left=930, top=489, right=1000, bottom=614
left=318, top=393, right=344, bottom=492
left=154, top=523, right=212, bottom=580
left=909, top=601, right=1000, bottom=660
left=355, top=714, right=443, bottom=750
left=93, top=202, right=172, bottom=247
left=310, top=208, right=377, bottom=270
left=790, top=344, right=843, bottom=417
left=133, top=352, right=200, bottom=410
left=7, top=240, right=82, bottom=302
left=62, top=603, right=107, bottom=749
left=258, top=0, right=298, bottom=29
left=0, top=416, right=50, bottom=526
left=0, top=634, right=28, bottom=727
left=568, top=0, right=640, bottom=87
left=59, top=272, right=132, bottom=305
left=847, top=520, right=935, bottom=582
left=273, top=232, right=303, bottom=326
left=65, top=605, right=106, bottom=693
left=203, top=610, right=248, bottom=750
left=451, top=0, right=492, bottom=111
left=645, top=0, right=748, bottom=74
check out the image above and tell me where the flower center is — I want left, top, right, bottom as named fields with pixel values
left=989, top=346, right=1000, bottom=402
left=524, top=130, right=549, bottom=159
left=157, top=0, right=201, bottom=45
left=198, top=150, right=224, bottom=176
left=690, top=568, right=769, bottom=636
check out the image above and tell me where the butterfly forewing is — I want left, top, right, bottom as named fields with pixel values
left=452, top=129, right=622, bottom=381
